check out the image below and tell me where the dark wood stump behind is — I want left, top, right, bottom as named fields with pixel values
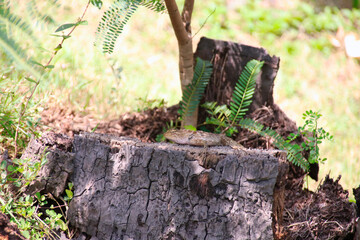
left=194, top=36, right=280, bottom=119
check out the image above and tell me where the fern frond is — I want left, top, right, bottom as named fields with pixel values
left=178, top=58, right=212, bottom=118
left=237, top=118, right=264, bottom=133
left=0, top=4, right=36, bottom=42
left=202, top=102, right=232, bottom=119
left=95, top=0, right=165, bottom=54
left=263, top=127, right=309, bottom=170
left=0, top=29, right=42, bottom=79
left=237, top=118, right=310, bottom=171
left=230, top=60, right=264, bottom=124
left=95, top=0, right=139, bottom=54
left=0, top=2, right=43, bottom=78
left=26, top=0, right=57, bottom=25
left=140, top=0, right=166, bottom=12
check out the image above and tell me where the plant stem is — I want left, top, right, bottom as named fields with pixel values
left=13, top=0, right=91, bottom=157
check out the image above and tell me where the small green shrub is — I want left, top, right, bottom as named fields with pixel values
left=0, top=154, right=73, bottom=239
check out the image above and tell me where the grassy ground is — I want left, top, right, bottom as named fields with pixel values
left=2, top=0, right=360, bottom=197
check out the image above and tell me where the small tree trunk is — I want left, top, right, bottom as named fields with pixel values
left=165, top=0, right=196, bottom=127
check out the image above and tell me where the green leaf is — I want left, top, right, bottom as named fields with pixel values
left=29, top=60, right=44, bottom=68
left=77, top=20, right=88, bottom=26
left=54, top=44, right=62, bottom=51
left=95, top=1, right=140, bottom=54
left=21, top=230, right=30, bottom=239
left=56, top=219, right=68, bottom=231
left=25, top=77, right=37, bottom=83
left=184, top=125, right=197, bottom=131
left=45, top=65, right=54, bottom=69
left=230, top=60, right=264, bottom=124
left=50, top=34, right=71, bottom=39
left=7, top=165, right=15, bottom=172
left=0, top=160, right=7, bottom=170
left=65, top=189, right=73, bottom=199
left=90, top=0, right=103, bottom=9
left=178, top=58, right=212, bottom=118
left=55, top=23, right=76, bottom=32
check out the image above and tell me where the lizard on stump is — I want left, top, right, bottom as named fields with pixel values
left=164, top=129, right=246, bottom=151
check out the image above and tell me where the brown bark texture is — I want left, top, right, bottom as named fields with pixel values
left=23, top=132, right=286, bottom=239
left=194, top=36, right=280, bottom=116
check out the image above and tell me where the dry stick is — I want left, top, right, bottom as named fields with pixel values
left=13, top=1, right=91, bottom=157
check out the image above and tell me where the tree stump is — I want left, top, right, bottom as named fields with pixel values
left=194, top=36, right=280, bottom=115
left=23, top=132, right=286, bottom=239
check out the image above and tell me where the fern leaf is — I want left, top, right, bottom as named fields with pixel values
left=263, top=127, right=309, bottom=171
left=178, top=58, right=212, bottom=118
left=237, top=118, right=310, bottom=171
left=26, top=0, right=57, bottom=25
left=95, top=0, right=139, bottom=54
left=0, top=3, right=37, bottom=43
left=0, top=28, right=42, bottom=79
left=140, top=0, right=166, bottom=12
left=230, top=60, right=264, bottom=124
left=95, top=0, right=165, bottom=54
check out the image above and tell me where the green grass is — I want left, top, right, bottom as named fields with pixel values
left=1, top=0, right=360, bottom=196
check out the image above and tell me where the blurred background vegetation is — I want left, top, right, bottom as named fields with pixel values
left=1, top=0, right=359, bottom=196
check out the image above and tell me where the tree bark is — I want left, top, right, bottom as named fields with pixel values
left=23, top=132, right=287, bottom=239
left=194, top=36, right=281, bottom=114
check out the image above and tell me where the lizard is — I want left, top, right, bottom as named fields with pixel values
left=164, top=129, right=246, bottom=151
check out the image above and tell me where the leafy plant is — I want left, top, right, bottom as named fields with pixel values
left=0, top=0, right=91, bottom=156
left=0, top=153, right=73, bottom=239
left=0, top=1, right=89, bottom=238
left=239, top=118, right=310, bottom=170
left=178, top=57, right=212, bottom=120
left=94, top=0, right=203, bottom=126
left=178, top=59, right=262, bottom=127
left=287, top=110, right=333, bottom=165
left=201, top=102, right=310, bottom=170
left=135, top=96, right=166, bottom=112
left=230, top=60, right=264, bottom=125
left=177, top=59, right=316, bottom=171
left=95, top=0, right=166, bottom=54
left=201, top=102, right=233, bottom=134
left=0, top=84, right=42, bottom=153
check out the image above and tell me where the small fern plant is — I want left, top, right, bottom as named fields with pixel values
left=178, top=59, right=312, bottom=171
left=230, top=60, right=263, bottom=125
left=178, top=57, right=212, bottom=124
left=179, top=59, right=262, bottom=130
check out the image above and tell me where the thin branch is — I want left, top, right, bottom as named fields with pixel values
left=181, top=0, right=194, bottom=35
left=192, top=8, right=216, bottom=38
left=14, top=1, right=91, bottom=157
left=45, top=1, right=91, bottom=67
left=164, top=0, right=190, bottom=46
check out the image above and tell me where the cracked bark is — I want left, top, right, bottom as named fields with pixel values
left=25, top=132, right=286, bottom=239
left=22, top=132, right=287, bottom=239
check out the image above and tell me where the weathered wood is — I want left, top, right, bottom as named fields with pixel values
left=21, top=132, right=287, bottom=239
left=194, top=36, right=280, bottom=116
left=69, top=132, right=282, bottom=239
left=22, top=133, right=74, bottom=198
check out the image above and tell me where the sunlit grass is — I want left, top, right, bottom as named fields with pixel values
left=2, top=0, right=360, bottom=195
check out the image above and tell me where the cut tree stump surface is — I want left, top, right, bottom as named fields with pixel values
left=67, top=132, right=281, bottom=240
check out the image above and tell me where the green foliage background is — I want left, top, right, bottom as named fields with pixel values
left=1, top=0, right=359, bottom=196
